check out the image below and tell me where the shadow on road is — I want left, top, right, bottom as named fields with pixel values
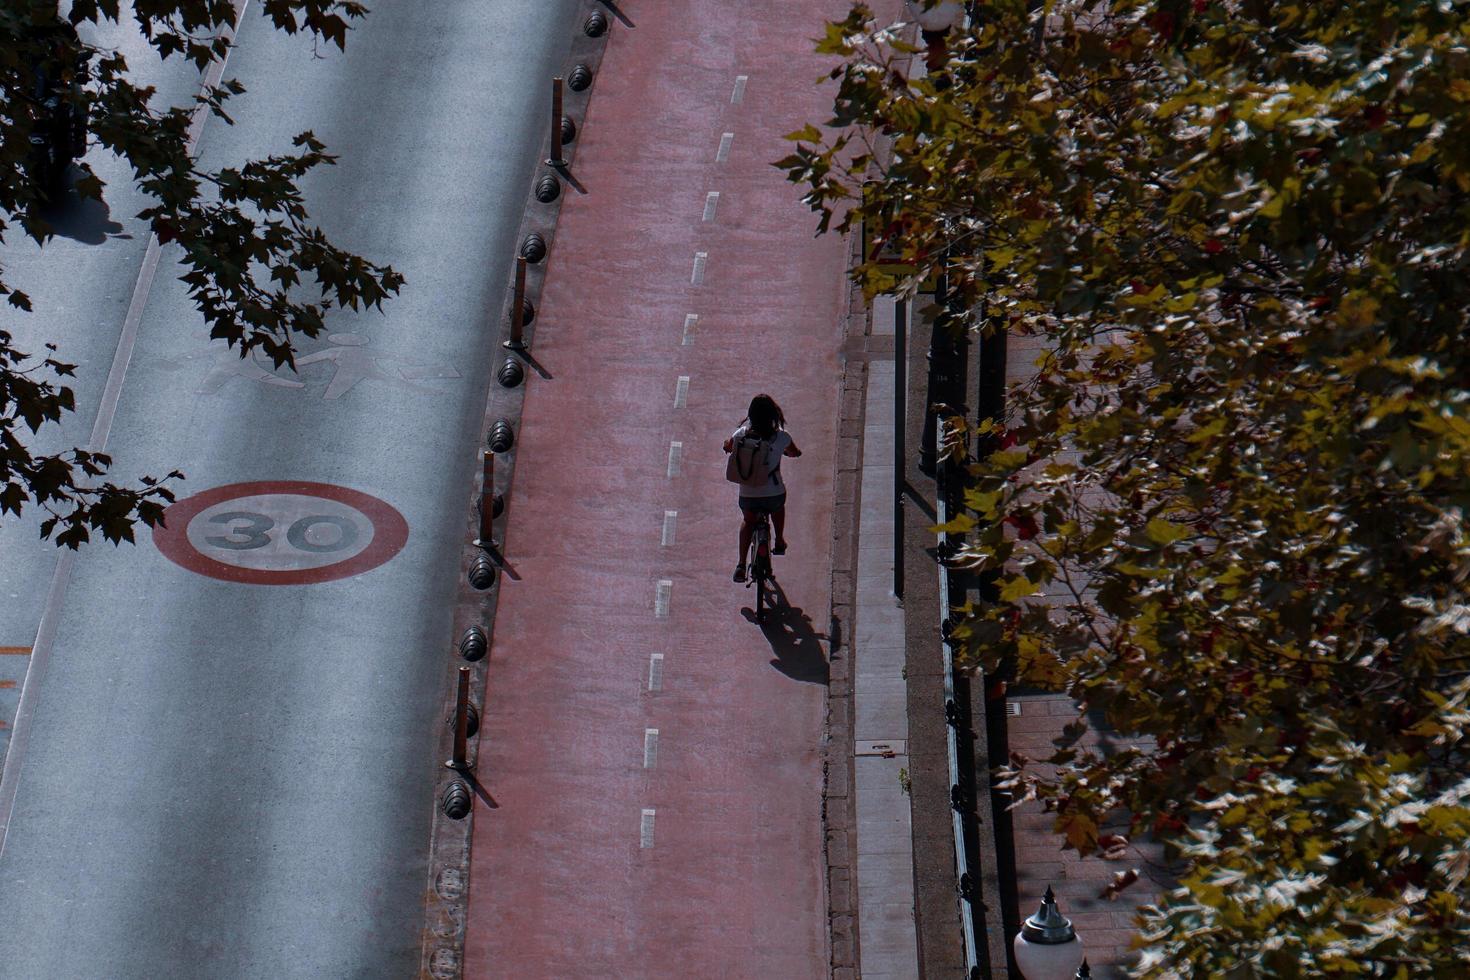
left=743, top=578, right=829, bottom=684
left=40, top=172, right=129, bottom=245
left=465, top=771, right=499, bottom=809
left=551, top=162, right=588, bottom=195
left=599, top=0, right=636, bottom=27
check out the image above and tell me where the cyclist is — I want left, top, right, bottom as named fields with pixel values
left=724, top=393, right=801, bottom=583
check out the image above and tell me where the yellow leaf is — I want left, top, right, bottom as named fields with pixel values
left=1000, top=575, right=1040, bottom=602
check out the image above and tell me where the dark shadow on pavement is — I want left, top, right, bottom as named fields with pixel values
left=551, top=162, right=588, bottom=195
left=519, top=349, right=553, bottom=380
left=743, top=578, right=829, bottom=684
left=484, top=545, right=521, bottom=581
left=599, top=0, right=635, bottom=26
left=903, top=481, right=936, bottom=522
left=40, top=174, right=129, bottom=245
left=465, top=771, right=499, bottom=809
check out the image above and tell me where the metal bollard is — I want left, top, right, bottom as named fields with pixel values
left=497, top=357, right=525, bottom=388
left=442, top=780, right=471, bottom=819
left=503, top=257, right=528, bottom=351
left=548, top=76, right=567, bottom=167
left=468, top=554, right=496, bottom=588
left=535, top=173, right=560, bottom=203
left=584, top=10, right=608, bottom=36
left=488, top=419, right=515, bottom=454
left=446, top=666, right=472, bottom=771
left=560, top=115, right=576, bottom=145
left=521, top=232, right=547, bottom=263
left=460, top=625, right=487, bottom=662
left=475, top=451, right=496, bottom=546
left=568, top=63, right=593, bottom=92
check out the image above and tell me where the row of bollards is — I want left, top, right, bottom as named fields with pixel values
left=439, top=31, right=608, bottom=827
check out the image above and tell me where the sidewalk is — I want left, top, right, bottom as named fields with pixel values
left=461, top=3, right=854, bottom=976
left=1005, top=305, right=1173, bottom=977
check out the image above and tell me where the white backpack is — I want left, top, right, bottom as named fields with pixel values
left=725, top=434, right=774, bottom=489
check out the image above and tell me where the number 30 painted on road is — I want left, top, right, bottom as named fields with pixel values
left=153, top=481, right=409, bottom=585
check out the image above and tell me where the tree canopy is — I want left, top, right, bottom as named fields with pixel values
left=784, top=0, right=1470, bottom=973
left=1, top=0, right=401, bottom=547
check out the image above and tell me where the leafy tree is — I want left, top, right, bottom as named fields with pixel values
left=1, top=0, right=402, bottom=547
left=784, top=1, right=1470, bottom=973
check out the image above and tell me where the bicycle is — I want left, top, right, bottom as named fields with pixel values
left=746, top=510, right=776, bottom=622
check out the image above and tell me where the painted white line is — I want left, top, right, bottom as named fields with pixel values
left=661, top=510, right=678, bottom=547
left=667, top=441, right=682, bottom=478
left=702, top=192, right=720, bottom=223
left=640, top=808, right=657, bottom=848
left=0, top=0, right=252, bottom=858
left=717, top=132, right=734, bottom=162
left=691, top=251, right=707, bottom=286
left=648, top=653, right=664, bottom=691
left=674, top=376, right=689, bottom=409
left=655, top=579, right=672, bottom=619
left=731, top=75, right=748, bottom=104
left=643, top=728, right=660, bottom=769
left=682, top=313, right=698, bottom=346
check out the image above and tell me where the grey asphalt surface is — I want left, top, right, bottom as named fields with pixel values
left=0, top=14, right=201, bottom=652
left=0, top=2, right=580, bottom=976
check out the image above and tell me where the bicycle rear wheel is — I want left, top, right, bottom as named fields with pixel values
left=755, top=566, right=767, bottom=621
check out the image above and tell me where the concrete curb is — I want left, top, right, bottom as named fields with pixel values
left=825, top=227, right=871, bottom=978
left=417, top=6, right=612, bottom=977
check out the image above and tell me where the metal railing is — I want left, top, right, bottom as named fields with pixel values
left=936, top=439, right=985, bottom=978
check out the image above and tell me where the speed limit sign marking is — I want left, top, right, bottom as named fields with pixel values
left=152, top=481, right=409, bottom=585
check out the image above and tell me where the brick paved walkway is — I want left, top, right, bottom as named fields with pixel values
left=1005, top=326, right=1173, bottom=976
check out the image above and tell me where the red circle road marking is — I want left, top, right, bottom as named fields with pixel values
left=152, top=481, right=409, bottom=585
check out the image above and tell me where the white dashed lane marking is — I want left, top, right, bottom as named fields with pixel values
left=731, top=75, right=747, bottom=104
left=674, top=376, right=689, bottom=409
left=667, top=441, right=682, bottom=477
left=640, top=808, right=656, bottom=848
left=644, top=729, right=659, bottom=769
left=691, top=252, right=707, bottom=285
left=702, top=192, right=720, bottom=223
left=648, top=653, right=664, bottom=692
left=661, top=510, right=678, bottom=547
left=717, top=132, right=733, bottom=162
left=682, top=314, right=698, bottom=346
left=655, top=579, right=672, bottom=619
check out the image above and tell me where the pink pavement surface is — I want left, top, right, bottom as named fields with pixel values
left=463, top=3, right=854, bottom=977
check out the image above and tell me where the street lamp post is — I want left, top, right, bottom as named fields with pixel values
left=1013, top=886, right=1085, bottom=979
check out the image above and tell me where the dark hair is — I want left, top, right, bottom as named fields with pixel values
left=744, top=393, right=786, bottom=438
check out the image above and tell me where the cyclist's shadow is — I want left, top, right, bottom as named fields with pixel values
left=742, top=578, right=829, bottom=684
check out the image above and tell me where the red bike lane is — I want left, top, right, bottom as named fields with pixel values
left=463, top=3, right=854, bottom=977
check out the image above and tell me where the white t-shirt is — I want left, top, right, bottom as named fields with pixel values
left=731, top=426, right=792, bottom=498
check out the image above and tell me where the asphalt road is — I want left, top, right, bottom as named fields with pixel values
left=0, top=2, right=579, bottom=976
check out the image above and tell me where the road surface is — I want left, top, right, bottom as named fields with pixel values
left=0, top=2, right=579, bottom=976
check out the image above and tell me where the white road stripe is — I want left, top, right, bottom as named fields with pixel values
left=691, top=252, right=707, bottom=285
left=643, top=729, right=659, bottom=768
left=682, top=313, right=698, bottom=346
left=0, top=0, right=252, bottom=857
left=731, top=75, right=747, bottom=104
left=655, top=579, right=672, bottom=619
left=648, top=653, right=664, bottom=692
left=702, top=192, right=720, bottom=223
left=661, top=510, right=678, bottom=547
left=674, top=376, right=689, bottom=409
left=640, top=808, right=656, bottom=848
left=666, top=441, right=682, bottom=477
left=717, top=132, right=733, bottom=162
